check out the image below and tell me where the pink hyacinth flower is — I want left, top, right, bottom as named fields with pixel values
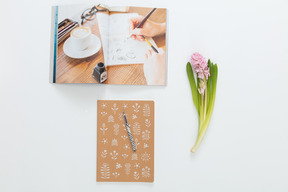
left=191, top=53, right=210, bottom=80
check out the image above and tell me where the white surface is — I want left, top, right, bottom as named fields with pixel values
left=63, top=34, right=101, bottom=59
left=0, top=0, right=288, bottom=192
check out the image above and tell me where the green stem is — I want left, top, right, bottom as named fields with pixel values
left=191, top=122, right=209, bottom=153
left=203, top=88, right=207, bottom=121
left=199, top=93, right=204, bottom=128
left=192, top=93, right=205, bottom=153
left=191, top=96, right=216, bottom=153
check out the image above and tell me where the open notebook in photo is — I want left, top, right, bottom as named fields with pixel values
left=50, top=4, right=167, bottom=85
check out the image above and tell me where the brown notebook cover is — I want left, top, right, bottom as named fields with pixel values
left=97, top=100, right=154, bottom=182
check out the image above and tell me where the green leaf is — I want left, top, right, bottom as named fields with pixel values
left=206, top=60, right=212, bottom=114
left=208, top=63, right=218, bottom=115
left=186, top=62, right=199, bottom=113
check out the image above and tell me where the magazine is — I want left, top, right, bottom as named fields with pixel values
left=50, top=4, right=167, bottom=85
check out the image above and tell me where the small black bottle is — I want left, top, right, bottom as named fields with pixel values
left=92, top=62, right=107, bottom=83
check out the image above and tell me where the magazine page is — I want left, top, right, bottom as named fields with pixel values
left=54, top=4, right=107, bottom=83
left=97, top=12, right=110, bottom=66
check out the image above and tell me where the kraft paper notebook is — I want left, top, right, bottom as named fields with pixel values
left=97, top=100, right=154, bottom=182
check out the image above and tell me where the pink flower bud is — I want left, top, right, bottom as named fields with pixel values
left=191, top=53, right=210, bottom=80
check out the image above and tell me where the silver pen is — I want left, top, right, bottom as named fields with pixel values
left=123, top=111, right=136, bottom=152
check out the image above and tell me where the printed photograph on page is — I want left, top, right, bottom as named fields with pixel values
left=51, top=4, right=167, bottom=85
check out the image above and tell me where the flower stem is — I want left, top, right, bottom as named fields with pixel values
left=203, top=88, right=207, bottom=121
left=191, top=93, right=206, bottom=153
left=191, top=123, right=208, bottom=153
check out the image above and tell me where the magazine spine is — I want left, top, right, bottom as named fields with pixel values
left=49, top=6, right=58, bottom=83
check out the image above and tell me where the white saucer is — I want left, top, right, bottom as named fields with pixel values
left=63, top=34, right=101, bottom=59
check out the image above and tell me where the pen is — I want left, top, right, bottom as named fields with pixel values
left=123, top=111, right=136, bottom=152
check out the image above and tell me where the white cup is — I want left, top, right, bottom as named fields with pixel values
left=70, top=27, right=91, bottom=51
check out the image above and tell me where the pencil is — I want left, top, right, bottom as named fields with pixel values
left=142, top=35, right=159, bottom=53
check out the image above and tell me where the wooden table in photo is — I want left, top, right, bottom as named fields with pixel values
left=56, top=7, right=166, bottom=84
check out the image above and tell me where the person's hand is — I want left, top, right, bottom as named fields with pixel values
left=129, top=16, right=166, bottom=41
left=143, top=48, right=166, bottom=85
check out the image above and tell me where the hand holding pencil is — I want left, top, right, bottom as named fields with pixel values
left=129, top=16, right=166, bottom=41
left=128, top=8, right=166, bottom=53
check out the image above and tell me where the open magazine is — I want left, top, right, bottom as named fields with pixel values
left=50, top=4, right=167, bottom=85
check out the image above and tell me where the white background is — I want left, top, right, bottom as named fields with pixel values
left=0, top=0, right=288, bottom=191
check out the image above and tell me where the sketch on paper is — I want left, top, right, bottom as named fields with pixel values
left=110, top=14, right=157, bottom=66
left=97, top=13, right=158, bottom=66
